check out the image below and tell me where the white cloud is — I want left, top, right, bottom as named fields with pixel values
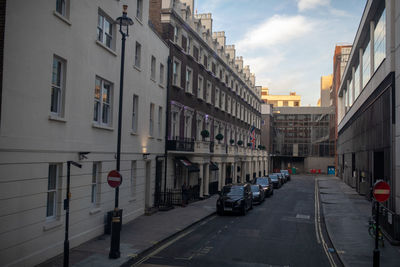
left=236, top=15, right=314, bottom=51
left=297, top=0, right=330, bottom=11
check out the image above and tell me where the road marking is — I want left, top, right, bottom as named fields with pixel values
left=296, top=214, right=310, bottom=219
left=132, top=228, right=195, bottom=266
left=315, top=178, right=337, bottom=267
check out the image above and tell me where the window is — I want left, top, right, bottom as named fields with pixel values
left=184, top=114, right=192, bottom=139
left=94, top=77, right=112, bottom=126
left=159, top=63, right=164, bottom=85
left=354, top=65, right=360, bottom=100
left=130, top=161, right=136, bottom=197
left=136, top=0, right=143, bottom=21
left=232, top=100, right=236, bottom=116
left=51, top=56, right=65, bottom=116
left=151, top=56, right=156, bottom=81
left=349, top=79, right=354, bottom=106
left=97, top=13, right=113, bottom=49
left=374, top=9, right=386, bottom=71
left=221, top=92, right=225, bottom=111
left=212, top=62, right=216, bottom=75
left=362, top=41, right=371, bottom=88
left=158, top=107, right=163, bottom=137
left=135, top=42, right=141, bottom=68
left=132, top=95, right=138, bottom=133
left=56, top=0, right=66, bottom=16
left=193, top=46, right=199, bottom=61
left=185, top=67, right=192, bottom=93
left=198, top=75, right=204, bottom=99
left=215, top=88, right=220, bottom=108
left=171, top=111, right=179, bottom=139
left=47, top=164, right=61, bottom=218
left=206, top=82, right=212, bottom=103
left=203, top=54, right=208, bottom=68
left=187, top=37, right=191, bottom=54
left=149, top=103, right=155, bottom=136
left=174, top=26, right=179, bottom=43
left=173, top=59, right=181, bottom=87
left=227, top=96, right=231, bottom=113
left=91, top=162, right=101, bottom=205
left=196, top=116, right=203, bottom=140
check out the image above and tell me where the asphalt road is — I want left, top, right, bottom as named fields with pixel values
left=129, top=175, right=339, bottom=267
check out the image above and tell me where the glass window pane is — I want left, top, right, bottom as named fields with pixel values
left=46, top=192, right=55, bottom=217
left=48, top=165, right=57, bottom=190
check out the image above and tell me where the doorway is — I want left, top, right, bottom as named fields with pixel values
left=373, top=151, right=384, bottom=184
left=145, top=161, right=152, bottom=209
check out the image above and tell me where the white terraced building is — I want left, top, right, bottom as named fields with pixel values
left=0, top=0, right=168, bottom=266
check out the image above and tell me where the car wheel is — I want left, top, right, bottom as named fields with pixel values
left=217, top=207, right=224, bottom=216
left=241, top=204, right=247, bottom=216
left=250, top=200, right=253, bottom=210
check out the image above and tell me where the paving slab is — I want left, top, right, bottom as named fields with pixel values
left=37, top=195, right=218, bottom=267
left=318, top=176, right=400, bottom=267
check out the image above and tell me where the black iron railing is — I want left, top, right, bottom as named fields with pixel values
left=166, top=137, right=194, bottom=152
left=154, top=186, right=200, bottom=207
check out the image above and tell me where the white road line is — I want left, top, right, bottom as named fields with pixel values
left=315, top=177, right=336, bottom=267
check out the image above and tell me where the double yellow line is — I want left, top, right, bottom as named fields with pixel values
left=315, top=177, right=337, bottom=267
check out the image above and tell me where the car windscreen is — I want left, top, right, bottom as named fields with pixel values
left=255, top=178, right=269, bottom=185
left=281, top=170, right=289, bottom=174
left=222, top=186, right=244, bottom=196
left=269, top=174, right=278, bottom=180
left=251, top=185, right=260, bottom=192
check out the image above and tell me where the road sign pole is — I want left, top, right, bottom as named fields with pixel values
left=373, top=201, right=380, bottom=267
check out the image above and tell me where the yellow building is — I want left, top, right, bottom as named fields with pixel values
left=261, top=87, right=301, bottom=107
left=320, top=74, right=333, bottom=107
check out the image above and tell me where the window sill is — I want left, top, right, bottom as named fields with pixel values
left=95, top=40, right=117, bottom=57
left=48, top=114, right=67, bottom=122
left=158, top=84, right=164, bottom=89
left=53, top=11, right=71, bottom=25
left=92, top=123, right=114, bottom=131
left=135, top=16, right=143, bottom=25
left=150, top=77, right=156, bottom=83
left=172, top=84, right=183, bottom=90
left=129, top=198, right=137, bottom=203
left=157, top=138, right=163, bottom=142
left=134, top=65, right=141, bottom=72
left=89, top=208, right=102, bottom=215
left=185, top=90, right=193, bottom=95
left=148, top=136, right=155, bottom=139
left=43, top=220, right=62, bottom=231
left=131, top=131, right=138, bottom=136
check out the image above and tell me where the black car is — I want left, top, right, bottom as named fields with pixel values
left=268, top=174, right=281, bottom=188
left=280, top=170, right=291, bottom=181
left=216, top=184, right=253, bottom=215
left=273, top=172, right=286, bottom=184
left=254, top=177, right=274, bottom=197
left=250, top=184, right=265, bottom=203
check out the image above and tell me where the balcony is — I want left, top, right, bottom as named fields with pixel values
left=214, top=143, right=227, bottom=154
left=194, top=140, right=211, bottom=154
left=228, top=145, right=237, bottom=155
left=167, top=137, right=194, bottom=152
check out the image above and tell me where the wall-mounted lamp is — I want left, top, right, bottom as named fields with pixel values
left=79, top=152, right=90, bottom=160
left=143, top=153, right=150, bottom=160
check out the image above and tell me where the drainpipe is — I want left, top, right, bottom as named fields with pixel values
left=163, top=53, right=172, bottom=203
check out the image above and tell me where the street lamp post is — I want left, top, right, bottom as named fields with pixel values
left=109, top=5, right=133, bottom=259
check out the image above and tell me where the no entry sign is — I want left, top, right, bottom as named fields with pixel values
left=373, top=180, right=390, bottom=203
left=107, top=170, right=122, bottom=188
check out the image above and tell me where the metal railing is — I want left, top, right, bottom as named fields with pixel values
left=154, top=186, right=200, bottom=207
left=166, top=137, right=195, bottom=152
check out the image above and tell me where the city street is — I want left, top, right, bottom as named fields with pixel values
left=128, top=176, right=340, bottom=267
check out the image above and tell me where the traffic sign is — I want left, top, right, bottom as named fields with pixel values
left=107, top=170, right=122, bottom=188
left=373, top=180, right=390, bottom=203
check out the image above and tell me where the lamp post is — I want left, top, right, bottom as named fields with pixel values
left=109, top=5, right=133, bottom=259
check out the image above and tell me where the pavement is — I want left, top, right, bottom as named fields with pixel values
left=38, top=176, right=400, bottom=267
left=38, top=195, right=218, bottom=267
left=318, top=176, right=400, bottom=267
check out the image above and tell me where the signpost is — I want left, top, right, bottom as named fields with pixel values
left=107, top=170, right=122, bottom=188
left=372, top=180, right=390, bottom=267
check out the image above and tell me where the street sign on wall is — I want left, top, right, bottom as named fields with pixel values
left=107, top=170, right=122, bottom=188
left=373, top=180, right=390, bottom=203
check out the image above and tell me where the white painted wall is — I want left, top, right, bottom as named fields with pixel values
left=0, top=0, right=168, bottom=266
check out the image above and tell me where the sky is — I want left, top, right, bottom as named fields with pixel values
left=195, top=0, right=367, bottom=106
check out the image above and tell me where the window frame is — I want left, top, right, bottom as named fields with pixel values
left=46, top=164, right=61, bottom=219
left=97, top=12, right=114, bottom=50
left=159, top=63, right=164, bottom=85
left=93, top=76, right=113, bottom=126
left=150, top=55, right=156, bottom=81
left=136, top=0, right=143, bottom=21
left=91, top=162, right=101, bottom=206
left=149, top=103, right=155, bottom=137
left=135, top=42, right=142, bottom=69
left=185, top=67, right=193, bottom=94
left=50, top=56, right=66, bottom=117
left=132, top=95, right=139, bottom=133
left=172, top=58, right=181, bottom=87
left=197, top=75, right=204, bottom=100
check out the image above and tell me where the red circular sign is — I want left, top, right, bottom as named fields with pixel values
left=373, top=180, right=390, bottom=203
left=107, top=170, right=122, bottom=188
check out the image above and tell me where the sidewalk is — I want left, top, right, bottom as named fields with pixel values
left=38, top=195, right=218, bottom=267
left=318, top=176, right=400, bottom=267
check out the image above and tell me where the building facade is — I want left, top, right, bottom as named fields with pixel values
left=337, top=0, right=400, bottom=242
left=320, top=74, right=333, bottom=107
left=270, top=106, right=335, bottom=174
left=331, top=44, right=352, bottom=170
left=0, top=0, right=168, bottom=265
left=149, top=0, right=267, bottom=198
left=261, top=88, right=301, bottom=107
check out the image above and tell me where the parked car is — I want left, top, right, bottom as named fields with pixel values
left=254, top=177, right=274, bottom=197
left=216, top=183, right=253, bottom=215
left=280, top=170, right=291, bottom=181
left=268, top=174, right=281, bottom=188
left=250, top=184, right=265, bottom=203
left=274, top=172, right=286, bottom=184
